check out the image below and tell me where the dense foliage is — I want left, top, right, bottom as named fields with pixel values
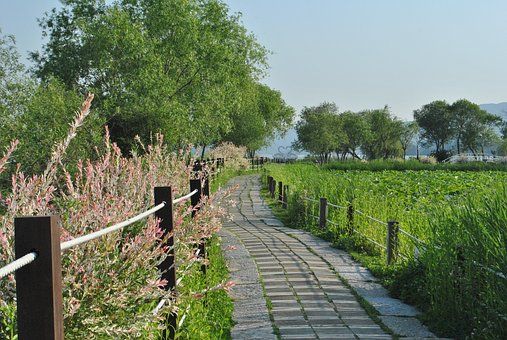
left=0, top=95, right=234, bottom=338
left=414, top=99, right=502, bottom=160
left=224, top=82, right=294, bottom=156
left=30, top=0, right=294, bottom=153
left=264, top=163, right=506, bottom=338
left=294, top=103, right=405, bottom=162
left=322, top=159, right=507, bottom=172
left=294, top=99, right=504, bottom=162
left=0, top=30, right=104, bottom=180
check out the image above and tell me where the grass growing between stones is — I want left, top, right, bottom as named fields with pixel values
left=258, top=275, right=281, bottom=340
left=282, top=232, right=395, bottom=338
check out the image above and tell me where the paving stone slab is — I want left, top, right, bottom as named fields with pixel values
left=366, top=297, right=419, bottom=317
left=379, top=316, right=435, bottom=338
left=221, top=175, right=433, bottom=339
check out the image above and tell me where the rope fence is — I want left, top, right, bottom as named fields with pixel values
left=354, top=209, right=388, bottom=227
left=0, top=164, right=212, bottom=339
left=0, top=252, right=37, bottom=280
left=352, top=229, right=387, bottom=250
left=0, top=189, right=200, bottom=278
left=265, top=174, right=506, bottom=272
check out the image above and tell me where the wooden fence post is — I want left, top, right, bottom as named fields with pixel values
left=347, top=202, right=354, bottom=236
left=190, top=174, right=209, bottom=275
left=15, top=216, right=63, bottom=340
left=278, top=181, right=283, bottom=205
left=283, top=185, right=288, bottom=209
left=319, top=198, right=328, bottom=229
left=386, top=220, right=399, bottom=265
left=154, top=186, right=177, bottom=338
left=270, top=179, right=276, bottom=199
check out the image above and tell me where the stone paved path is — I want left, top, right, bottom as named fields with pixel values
left=221, top=175, right=394, bottom=339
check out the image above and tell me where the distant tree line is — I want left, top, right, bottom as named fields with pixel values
left=0, top=0, right=294, bottom=176
left=295, top=99, right=505, bottom=163
left=414, top=99, right=503, bottom=160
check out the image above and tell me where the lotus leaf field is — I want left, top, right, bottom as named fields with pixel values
left=264, top=163, right=507, bottom=338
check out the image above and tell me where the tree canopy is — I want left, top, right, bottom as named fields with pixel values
left=224, top=82, right=294, bottom=157
left=414, top=99, right=502, bottom=159
left=31, top=0, right=293, bottom=152
left=361, top=106, right=403, bottom=160
left=413, top=100, right=453, bottom=155
left=0, top=30, right=103, bottom=177
left=294, top=103, right=405, bottom=162
left=293, top=102, right=338, bottom=163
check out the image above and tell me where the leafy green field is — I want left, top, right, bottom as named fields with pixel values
left=264, top=163, right=506, bottom=338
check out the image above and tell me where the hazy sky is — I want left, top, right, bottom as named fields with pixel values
left=1, top=0, right=507, bottom=120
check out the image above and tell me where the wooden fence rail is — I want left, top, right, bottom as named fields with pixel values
left=266, top=174, right=406, bottom=265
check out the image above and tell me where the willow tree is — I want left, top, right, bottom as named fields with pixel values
left=225, top=82, right=294, bottom=157
left=32, top=0, right=268, bottom=151
left=294, top=102, right=339, bottom=163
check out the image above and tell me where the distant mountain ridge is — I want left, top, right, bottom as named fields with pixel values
left=479, top=102, right=507, bottom=120
left=257, top=102, right=507, bottom=157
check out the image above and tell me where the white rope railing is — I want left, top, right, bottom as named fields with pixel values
left=354, top=209, right=388, bottom=226
left=152, top=298, right=167, bottom=316
left=352, top=229, right=387, bottom=250
left=303, top=197, right=319, bottom=203
left=0, top=252, right=37, bottom=279
left=1, top=189, right=199, bottom=279
left=399, top=227, right=426, bottom=245
left=472, top=260, right=507, bottom=280
left=62, top=190, right=198, bottom=251
left=173, top=189, right=198, bottom=205
left=327, top=202, right=347, bottom=209
left=61, top=202, right=167, bottom=251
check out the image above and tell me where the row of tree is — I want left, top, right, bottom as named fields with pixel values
left=294, top=100, right=505, bottom=162
left=414, top=99, right=503, bottom=158
left=0, top=0, right=294, bottom=175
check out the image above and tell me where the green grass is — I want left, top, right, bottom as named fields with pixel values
left=175, top=235, right=234, bottom=339
left=263, top=164, right=507, bottom=338
left=172, top=165, right=262, bottom=339
left=210, top=167, right=258, bottom=193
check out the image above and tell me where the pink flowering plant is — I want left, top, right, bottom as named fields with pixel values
left=0, top=94, right=232, bottom=338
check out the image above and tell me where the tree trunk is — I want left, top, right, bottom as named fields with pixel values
left=416, top=145, right=419, bottom=160
left=457, top=138, right=461, bottom=155
left=201, top=145, right=206, bottom=159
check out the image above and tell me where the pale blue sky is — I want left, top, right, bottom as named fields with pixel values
left=1, top=0, right=506, bottom=119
